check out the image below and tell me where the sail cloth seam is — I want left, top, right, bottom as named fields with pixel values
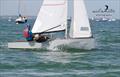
left=43, top=1, right=66, bottom=6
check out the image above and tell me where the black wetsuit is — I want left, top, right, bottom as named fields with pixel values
left=35, top=36, right=49, bottom=42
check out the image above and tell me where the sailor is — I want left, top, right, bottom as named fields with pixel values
left=19, top=14, right=22, bottom=17
left=23, top=24, right=33, bottom=41
left=33, top=34, right=49, bottom=42
left=23, top=17, right=27, bottom=22
left=18, top=14, right=23, bottom=19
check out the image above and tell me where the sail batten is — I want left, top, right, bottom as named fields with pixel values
left=32, top=0, right=67, bottom=34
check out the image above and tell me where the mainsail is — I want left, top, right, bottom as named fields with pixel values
left=69, top=0, right=92, bottom=38
left=32, top=0, right=67, bottom=33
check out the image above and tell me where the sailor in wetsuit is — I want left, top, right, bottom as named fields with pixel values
left=23, top=24, right=49, bottom=42
left=33, top=34, right=49, bottom=42
left=23, top=24, right=33, bottom=41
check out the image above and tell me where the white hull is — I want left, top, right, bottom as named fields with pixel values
left=15, top=17, right=27, bottom=24
left=8, top=42, right=42, bottom=49
left=8, top=38, right=95, bottom=50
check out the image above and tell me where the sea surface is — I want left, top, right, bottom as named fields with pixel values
left=0, top=17, right=120, bottom=77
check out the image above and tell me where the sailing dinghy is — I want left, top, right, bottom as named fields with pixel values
left=15, top=0, right=27, bottom=24
left=15, top=14, right=27, bottom=24
left=8, top=0, right=95, bottom=50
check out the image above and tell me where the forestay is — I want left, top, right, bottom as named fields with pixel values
left=32, top=0, right=67, bottom=33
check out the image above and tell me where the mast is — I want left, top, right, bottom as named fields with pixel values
left=0, top=0, right=2, bottom=16
left=65, top=20, right=67, bottom=39
left=18, top=0, right=20, bottom=15
left=65, top=0, right=68, bottom=39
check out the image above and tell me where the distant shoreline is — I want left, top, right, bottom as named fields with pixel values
left=0, top=16, right=37, bottom=19
left=0, top=16, right=119, bottom=20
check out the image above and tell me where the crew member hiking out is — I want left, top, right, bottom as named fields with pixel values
left=23, top=24, right=33, bottom=41
left=23, top=24, right=49, bottom=42
left=33, top=34, right=49, bottom=42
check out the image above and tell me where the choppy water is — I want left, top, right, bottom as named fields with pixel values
left=0, top=17, right=120, bottom=77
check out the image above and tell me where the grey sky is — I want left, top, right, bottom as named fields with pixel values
left=0, top=0, right=120, bottom=19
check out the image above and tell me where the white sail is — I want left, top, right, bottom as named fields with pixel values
left=69, top=0, right=92, bottom=38
left=32, top=0, right=67, bottom=33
